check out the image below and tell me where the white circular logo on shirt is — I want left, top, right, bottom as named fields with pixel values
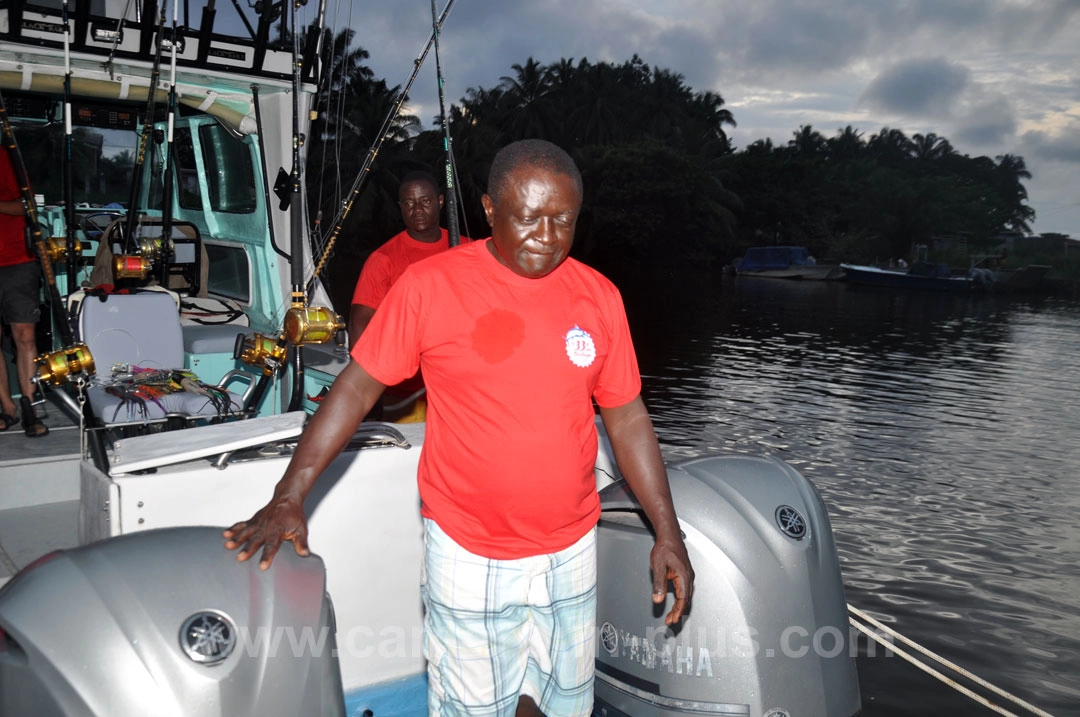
left=565, top=326, right=596, bottom=368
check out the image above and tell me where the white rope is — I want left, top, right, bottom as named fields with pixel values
left=849, top=616, right=1020, bottom=717
left=848, top=604, right=1056, bottom=717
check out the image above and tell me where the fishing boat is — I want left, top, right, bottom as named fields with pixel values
left=734, top=246, right=844, bottom=280
left=840, top=261, right=993, bottom=292
left=0, top=2, right=861, bottom=715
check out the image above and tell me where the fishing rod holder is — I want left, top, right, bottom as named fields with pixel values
left=35, top=342, right=95, bottom=386
left=283, top=305, right=344, bottom=346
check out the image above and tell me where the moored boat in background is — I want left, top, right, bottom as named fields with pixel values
left=840, top=260, right=993, bottom=292
left=735, top=245, right=844, bottom=280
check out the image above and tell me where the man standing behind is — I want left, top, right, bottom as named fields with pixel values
left=348, top=170, right=462, bottom=348
left=225, top=140, right=693, bottom=716
left=0, top=149, right=47, bottom=437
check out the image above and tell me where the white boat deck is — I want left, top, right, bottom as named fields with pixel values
left=0, top=499, right=79, bottom=585
left=0, top=393, right=86, bottom=588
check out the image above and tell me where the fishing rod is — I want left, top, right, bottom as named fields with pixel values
left=233, top=0, right=341, bottom=414
left=123, top=4, right=167, bottom=253
left=306, top=0, right=457, bottom=296
left=0, top=89, right=94, bottom=388
left=282, top=0, right=341, bottom=412
left=285, top=0, right=306, bottom=412
left=431, top=0, right=458, bottom=247
left=156, top=0, right=180, bottom=287
left=61, top=0, right=78, bottom=290
left=103, top=0, right=138, bottom=79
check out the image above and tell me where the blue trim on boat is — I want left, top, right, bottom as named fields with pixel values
left=344, top=673, right=428, bottom=717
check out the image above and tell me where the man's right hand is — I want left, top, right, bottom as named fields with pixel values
left=223, top=496, right=309, bottom=570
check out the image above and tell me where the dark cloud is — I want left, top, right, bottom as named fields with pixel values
left=860, top=57, right=970, bottom=117
left=949, top=94, right=1018, bottom=147
left=741, top=6, right=868, bottom=73
left=1023, top=126, right=1080, bottom=164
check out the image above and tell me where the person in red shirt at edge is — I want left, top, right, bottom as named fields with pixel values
left=347, top=169, right=467, bottom=420
left=225, top=140, right=694, bottom=717
left=0, top=150, right=48, bottom=437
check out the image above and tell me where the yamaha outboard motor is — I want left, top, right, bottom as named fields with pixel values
left=0, top=527, right=345, bottom=717
left=595, top=455, right=860, bottom=717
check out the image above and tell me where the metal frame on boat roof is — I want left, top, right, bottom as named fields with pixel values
left=0, top=0, right=319, bottom=82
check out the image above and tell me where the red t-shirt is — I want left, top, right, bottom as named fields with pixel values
left=0, top=151, right=32, bottom=268
left=352, top=240, right=642, bottom=559
left=351, top=228, right=466, bottom=309
left=352, top=227, right=468, bottom=397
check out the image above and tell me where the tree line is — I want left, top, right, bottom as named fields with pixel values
left=306, top=30, right=1036, bottom=289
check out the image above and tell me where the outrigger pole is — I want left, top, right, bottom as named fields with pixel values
left=306, top=0, right=457, bottom=294
left=431, top=0, right=459, bottom=247
left=285, top=0, right=307, bottom=411
left=235, top=0, right=342, bottom=415
left=0, top=89, right=94, bottom=387
left=61, top=0, right=77, bottom=289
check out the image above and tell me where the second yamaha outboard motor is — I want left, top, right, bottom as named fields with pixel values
left=0, top=527, right=345, bottom=717
left=595, top=455, right=860, bottom=717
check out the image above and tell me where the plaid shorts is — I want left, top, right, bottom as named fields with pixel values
left=422, top=518, right=597, bottom=717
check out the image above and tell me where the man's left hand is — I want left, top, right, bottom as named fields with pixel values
left=651, top=531, right=694, bottom=625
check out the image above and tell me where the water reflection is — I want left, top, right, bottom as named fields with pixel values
left=624, top=276, right=1080, bottom=716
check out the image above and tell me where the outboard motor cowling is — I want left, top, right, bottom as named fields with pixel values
left=595, top=455, right=860, bottom=717
left=0, top=527, right=345, bottom=717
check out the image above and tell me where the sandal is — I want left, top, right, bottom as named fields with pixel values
left=0, top=412, right=16, bottom=432
left=19, top=396, right=49, bottom=438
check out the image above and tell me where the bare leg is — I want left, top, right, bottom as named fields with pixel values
left=11, top=322, right=47, bottom=436
left=0, top=341, right=16, bottom=418
left=515, top=695, right=545, bottom=717
left=10, top=322, right=38, bottom=402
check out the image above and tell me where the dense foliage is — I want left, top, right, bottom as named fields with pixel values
left=305, top=35, right=1036, bottom=294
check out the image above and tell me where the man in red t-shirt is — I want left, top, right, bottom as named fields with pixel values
left=226, top=140, right=694, bottom=716
left=0, top=150, right=47, bottom=437
left=347, top=170, right=461, bottom=348
left=347, top=170, right=465, bottom=416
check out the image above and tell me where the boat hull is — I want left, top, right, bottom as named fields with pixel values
left=840, top=263, right=977, bottom=292
left=737, top=265, right=845, bottom=280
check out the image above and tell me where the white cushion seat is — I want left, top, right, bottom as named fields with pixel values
left=79, top=291, right=245, bottom=426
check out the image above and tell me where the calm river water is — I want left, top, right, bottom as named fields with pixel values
left=623, top=276, right=1080, bottom=716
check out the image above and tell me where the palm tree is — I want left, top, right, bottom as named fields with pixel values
left=910, top=132, right=953, bottom=161
left=499, top=58, right=551, bottom=139
left=826, top=126, right=864, bottom=162
left=867, top=127, right=912, bottom=166
left=788, top=125, right=826, bottom=157
left=993, top=154, right=1035, bottom=232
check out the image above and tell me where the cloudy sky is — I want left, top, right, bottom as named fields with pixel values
left=323, top=0, right=1080, bottom=236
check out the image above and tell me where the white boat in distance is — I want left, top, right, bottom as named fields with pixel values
left=734, top=246, right=844, bottom=280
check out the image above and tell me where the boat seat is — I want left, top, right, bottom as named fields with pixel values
left=78, top=291, right=253, bottom=427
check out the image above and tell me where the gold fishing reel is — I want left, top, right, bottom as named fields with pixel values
left=112, top=237, right=167, bottom=280
left=35, top=343, right=96, bottom=386
left=113, top=253, right=153, bottom=280
left=44, top=236, right=83, bottom=263
left=234, top=332, right=288, bottom=375
left=283, top=305, right=344, bottom=346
